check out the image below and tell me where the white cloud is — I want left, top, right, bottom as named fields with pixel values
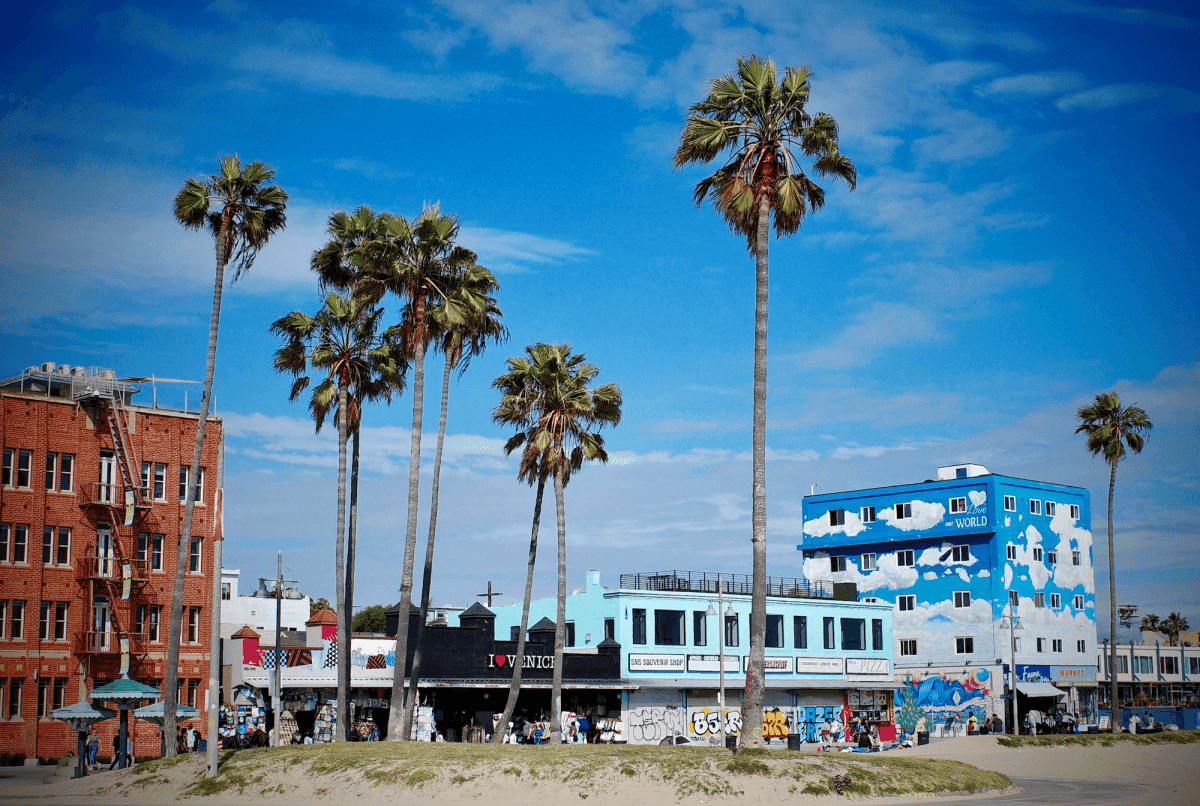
left=1055, top=83, right=1200, bottom=114
left=1049, top=508, right=1095, bottom=594
left=458, top=227, right=596, bottom=274
left=977, top=71, right=1086, bottom=97
left=880, top=500, right=945, bottom=531
left=969, top=491, right=987, bottom=508
left=803, top=509, right=867, bottom=538
left=803, top=550, right=918, bottom=591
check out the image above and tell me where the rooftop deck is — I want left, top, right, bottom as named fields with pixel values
left=619, top=570, right=835, bottom=600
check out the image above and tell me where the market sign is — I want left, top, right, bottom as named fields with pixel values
left=687, top=654, right=740, bottom=673
left=629, top=654, right=686, bottom=672
left=846, top=658, right=891, bottom=676
left=1052, top=665, right=1096, bottom=684
left=743, top=656, right=794, bottom=674
left=795, top=657, right=844, bottom=674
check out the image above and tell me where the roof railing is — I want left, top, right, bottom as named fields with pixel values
left=618, top=571, right=834, bottom=600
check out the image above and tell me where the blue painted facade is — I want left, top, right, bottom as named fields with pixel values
left=799, top=464, right=1099, bottom=727
left=488, top=571, right=897, bottom=743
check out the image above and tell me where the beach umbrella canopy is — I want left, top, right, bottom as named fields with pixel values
left=51, top=699, right=117, bottom=730
left=133, top=701, right=198, bottom=726
left=90, top=675, right=162, bottom=704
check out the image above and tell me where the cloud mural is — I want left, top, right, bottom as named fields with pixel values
left=880, top=499, right=946, bottom=531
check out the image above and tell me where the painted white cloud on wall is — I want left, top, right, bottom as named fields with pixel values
left=803, top=509, right=866, bottom=538
left=978, top=569, right=990, bottom=578
left=803, top=550, right=918, bottom=591
left=1048, top=509, right=1095, bottom=594
left=917, top=542, right=979, bottom=569
left=1003, top=564, right=1013, bottom=589
left=1005, top=517, right=1011, bottom=527
left=924, top=571, right=938, bottom=581
left=1013, top=525, right=1051, bottom=588
left=956, top=568, right=971, bottom=583
left=879, top=499, right=945, bottom=531
left=968, top=490, right=987, bottom=508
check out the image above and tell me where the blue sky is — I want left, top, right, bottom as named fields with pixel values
left=2, top=0, right=1197, bottom=637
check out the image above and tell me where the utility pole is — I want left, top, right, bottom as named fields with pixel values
left=273, top=551, right=283, bottom=746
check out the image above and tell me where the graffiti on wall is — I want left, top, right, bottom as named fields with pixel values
left=797, top=706, right=840, bottom=742
left=626, top=706, right=686, bottom=743
left=894, top=669, right=992, bottom=726
left=688, top=707, right=742, bottom=738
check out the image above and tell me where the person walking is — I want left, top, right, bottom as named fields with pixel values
left=87, top=729, right=99, bottom=770
left=108, top=734, right=120, bottom=770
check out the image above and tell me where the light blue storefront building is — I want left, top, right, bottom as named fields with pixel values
left=799, top=463, right=1099, bottom=732
left=488, top=569, right=896, bottom=744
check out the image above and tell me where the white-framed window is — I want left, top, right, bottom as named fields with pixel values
left=896, top=549, right=915, bottom=567
left=1047, top=550, right=1058, bottom=565
left=45, top=452, right=56, bottom=491
left=189, top=537, right=202, bottom=574
left=1003, top=495, right=1016, bottom=512
left=949, top=497, right=967, bottom=513
left=895, top=502, right=912, bottom=520
left=54, top=602, right=68, bottom=641
left=148, top=606, right=160, bottom=642
left=153, top=463, right=167, bottom=501
left=1077, top=639, right=1086, bottom=653
left=221, top=583, right=231, bottom=601
left=1074, top=594, right=1085, bottom=610
left=1033, top=547, right=1044, bottom=562
left=829, top=509, right=845, bottom=526
left=954, top=591, right=971, bottom=608
left=861, top=596, right=879, bottom=604
left=1030, top=499, right=1041, bottom=515
left=1052, top=639, right=1063, bottom=653
left=15, top=450, right=31, bottom=488
left=0, top=600, right=6, bottom=638
left=900, top=639, right=918, bottom=656
left=9, top=600, right=24, bottom=639
left=55, top=528, right=70, bottom=566
left=179, top=466, right=206, bottom=504
left=42, top=527, right=53, bottom=564
left=0, top=523, right=7, bottom=563
left=1, top=448, right=11, bottom=487
left=1045, top=501, right=1056, bottom=516
left=950, top=544, right=971, bottom=562
left=860, top=506, right=875, bottom=523
left=59, top=454, right=74, bottom=492
left=830, top=555, right=846, bottom=572
left=956, top=636, right=974, bottom=654
left=861, top=553, right=876, bottom=571
left=11, top=525, right=27, bottom=564
left=1134, top=656, right=1152, bottom=674
left=1072, top=550, right=1081, bottom=566
left=151, top=535, right=163, bottom=571
left=186, top=607, right=200, bottom=643
left=1069, top=504, right=1080, bottom=519
left=1037, top=637, right=1046, bottom=652
left=1006, top=544, right=1016, bottom=560
left=140, top=461, right=151, bottom=493
left=1034, top=592, right=1045, bottom=608
left=8, top=678, right=22, bottom=718
left=1159, top=656, right=1178, bottom=675
left=1009, top=590, right=1019, bottom=606
left=1049, top=593, right=1061, bottom=609
left=898, top=595, right=916, bottom=612
left=39, top=601, right=51, bottom=640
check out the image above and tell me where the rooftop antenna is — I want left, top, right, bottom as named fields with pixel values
left=477, top=581, right=504, bottom=607
left=1118, top=604, right=1138, bottom=643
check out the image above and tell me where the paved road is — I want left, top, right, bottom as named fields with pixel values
left=889, top=777, right=1172, bottom=806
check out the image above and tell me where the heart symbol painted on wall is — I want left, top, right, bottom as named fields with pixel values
left=495, top=654, right=508, bottom=667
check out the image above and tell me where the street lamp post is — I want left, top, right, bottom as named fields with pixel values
left=1001, top=611, right=1023, bottom=735
left=706, top=575, right=737, bottom=750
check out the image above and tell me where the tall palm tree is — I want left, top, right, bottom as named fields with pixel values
left=355, top=205, right=478, bottom=741
left=673, top=56, right=854, bottom=747
left=172, top=155, right=287, bottom=761
left=1159, top=613, right=1189, bottom=646
left=1076, top=391, right=1152, bottom=731
left=402, top=264, right=507, bottom=735
left=271, top=292, right=403, bottom=741
left=310, top=206, right=403, bottom=729
left=490, top=343, right=622, bottom=743
left=1140, top=613, right=1161, bottom=636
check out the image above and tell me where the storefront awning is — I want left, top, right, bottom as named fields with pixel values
left=1017, top=681, right=1067, bottom=698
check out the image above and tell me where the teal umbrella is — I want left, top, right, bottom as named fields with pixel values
left=90, top=676, right=161, bottom=770
left=134, top=702, right=199, bottom=758
left=51, top=699, right=116, bottom=779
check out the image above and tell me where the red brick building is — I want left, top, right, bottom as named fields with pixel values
left=0, top=363, right=222, bottom=762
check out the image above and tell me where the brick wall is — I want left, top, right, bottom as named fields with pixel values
left=0, top=392, right=222, bottom=761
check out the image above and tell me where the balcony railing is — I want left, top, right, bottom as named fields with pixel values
left=82, top=482, right=152, bottom=509
left=619, top=571, right=835, bottom=600
left=78, top=629, right=146, bottom=655
left=81, top=555, right=149, bottom=582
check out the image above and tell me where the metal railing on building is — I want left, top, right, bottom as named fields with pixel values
left=618, top=570, right=834, bottom=600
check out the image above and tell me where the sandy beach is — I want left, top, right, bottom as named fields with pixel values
left=1, top=734, right=1197, bottom=806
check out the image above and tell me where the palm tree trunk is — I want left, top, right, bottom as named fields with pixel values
left=490, top=477, right=546, bottom=744
left=204, top=433, right=225, bottom=777
left=344, top=424, right=360, bottom=695
left=403, top=351, right=453, bottom=736
left=742, top=190, right=771, bottom=749
left=334, top=384, right=349, bottom=742
left=166, top=210, right=231, bottom=755
left=1107, top=458, right=1120, bottom=732
left=389, top=337, right=426, bottom=740
left=550, top=464, right=567, bottom=744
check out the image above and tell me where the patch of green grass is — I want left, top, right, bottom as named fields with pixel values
left=724, top=755, right=771, bottom=775
left=401, top=768, right=437, bottom=788
left=619, top=764, right=637, bottom=777
left=450, top=773, right=474, bottom=784
left=998, top=730, right=1200, bottom=748
left=801, top=781, right=830, bottom=795
left=503, top=765, right=523, bottom=776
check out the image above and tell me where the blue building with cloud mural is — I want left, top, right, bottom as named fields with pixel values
left=799, top=464, right=1099, bottom=732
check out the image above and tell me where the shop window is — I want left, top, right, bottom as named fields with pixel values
left=823, top=617, right=835, bottom=650
left=689, top=611, right=705, bottom=646
left=860, top=506, right=875, bottom=523
left=830, top=555, right=846, bottom=572
left=872, top=619, right=884, bottom=651
left=724, top=613, right=739, bottom=647
left=793, top=615, right=807, bottom=649
left=632, top=609, right=646, bottom=645
left=898, top=595, right=915, bottom=612
left=654, top=610, right=685, bottom=646
left=604, top=618, right=615, bottom=641
left=187, top=679, right=199, bottom=709
left=956, top=636, right=974, bottom=654
left=766, top=614, right=784, bottom=648
left=829, top=509, right=845, bottom=526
